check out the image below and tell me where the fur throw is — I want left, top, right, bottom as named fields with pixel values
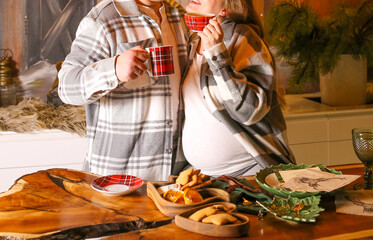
left=0, top=98, right=86, bottom=136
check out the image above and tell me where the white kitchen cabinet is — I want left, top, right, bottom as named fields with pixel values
left=287, top=142, right=329, bottom=166
left=0, top=130, right=86, bottom=192
left=285, top=117, right=328, bottom=145
left=284, top=94, right=373, bottom=167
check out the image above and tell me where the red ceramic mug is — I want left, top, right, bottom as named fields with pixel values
left=146, top=45, right=174, bottom=77
left=184, top=12, right=215, bottom=32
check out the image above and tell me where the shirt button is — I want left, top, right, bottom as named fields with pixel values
left=166, top=148, right=172, bottom=154
left=212, top=56, right=217, bottom=61
left=108, top=81, right=116, bottom=88
left=166, top=120, right=173, bottom=126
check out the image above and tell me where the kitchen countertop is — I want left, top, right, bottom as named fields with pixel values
left=283, top=92, right=373, bottom=119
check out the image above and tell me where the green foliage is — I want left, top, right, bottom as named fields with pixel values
left=265, top=0, right=373, bottom=92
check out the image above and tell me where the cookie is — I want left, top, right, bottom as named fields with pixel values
left=202, top=213, right=238, bottom=226
left=176, top=168, right=194, bottom=185
left=188, top=206, right=218, bottom=222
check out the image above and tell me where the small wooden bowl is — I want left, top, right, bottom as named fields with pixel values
left=175, top=202, right=250, bottom=238
left=147, top=181, right=230, bottom=217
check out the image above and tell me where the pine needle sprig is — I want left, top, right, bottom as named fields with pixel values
left=265, top=0, right=373, bottom=92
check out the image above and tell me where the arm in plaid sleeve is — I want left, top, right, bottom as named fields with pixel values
left=58, top=17, right=119, bottom=106
left=202, top=24, right=276, bottom=126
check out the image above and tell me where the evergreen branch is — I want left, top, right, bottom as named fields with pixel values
left=265, top=0, right=373, bottom=91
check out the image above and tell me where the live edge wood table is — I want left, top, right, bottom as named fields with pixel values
left=0, top=164, right=372, bottom=240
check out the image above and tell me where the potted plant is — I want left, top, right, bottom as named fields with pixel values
left=265, top=0, right=373, bottom=106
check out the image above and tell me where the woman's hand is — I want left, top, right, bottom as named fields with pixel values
left=198, top=17, right=224, bottom=52
left=115, top=46, right=148, bottom=83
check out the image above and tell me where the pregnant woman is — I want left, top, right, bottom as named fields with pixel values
left=180, top=0, right=296, bottom=177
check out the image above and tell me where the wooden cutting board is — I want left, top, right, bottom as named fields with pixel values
left=0, top=168, right=171, bottom=239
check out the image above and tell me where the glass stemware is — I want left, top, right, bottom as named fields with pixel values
left=351, top=128, right=373, bottom=190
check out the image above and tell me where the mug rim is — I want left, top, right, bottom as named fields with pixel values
left=146, top=45, right=173, bottom=51
left=185, top=12, right=215, bottom=17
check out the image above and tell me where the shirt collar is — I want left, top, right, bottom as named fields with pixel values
left=138, top=3, right=165, bottom=24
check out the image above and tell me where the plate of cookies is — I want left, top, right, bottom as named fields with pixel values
left=147, top=168, right=230, bottom=217
left=175, top=202, right=250, bottom=238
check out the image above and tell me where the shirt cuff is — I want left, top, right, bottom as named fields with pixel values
left=202, top=42, right=229, bottom=70
left=202, top=42, right=227, bottom=59
left=89, top=56, right=118, bottom=97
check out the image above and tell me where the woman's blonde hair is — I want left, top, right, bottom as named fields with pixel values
left=224, top=0, right=286, bottom=107
left=224, top=0, right=264, bottom=38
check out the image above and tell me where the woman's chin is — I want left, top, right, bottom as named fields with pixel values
left=185, top=4, right=199, bottom=13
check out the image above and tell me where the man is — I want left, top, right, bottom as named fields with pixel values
left=58, top=0, right=191, bottom=181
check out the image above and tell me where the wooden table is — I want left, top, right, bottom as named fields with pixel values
left=0, top=164, right=372, bottom=240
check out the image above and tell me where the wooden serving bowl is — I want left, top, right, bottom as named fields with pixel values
left=147, top=181, right=230, bottom=217
left=175, top=202, right=250, bottom=238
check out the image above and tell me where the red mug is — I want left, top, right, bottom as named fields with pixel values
left=184, top=12, right=215, bottom=32
left=146, top=46, right=174, bottom=77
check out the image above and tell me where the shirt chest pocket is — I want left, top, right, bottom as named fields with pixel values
left=117, top=38, right=156, bottom=53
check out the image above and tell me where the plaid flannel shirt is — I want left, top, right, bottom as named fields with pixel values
left=177, top=20, right=296, bottom=169
left=58, top=0, right=190, bottom=181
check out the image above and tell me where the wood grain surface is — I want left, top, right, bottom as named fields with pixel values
left=174, top=202, right=250, bottom=238
left=0, top=169, right=170, bottom=239
left=0, top=165, right=372, bottom=240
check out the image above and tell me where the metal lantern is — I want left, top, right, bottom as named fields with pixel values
left=0, top=49, right=17, bottom=107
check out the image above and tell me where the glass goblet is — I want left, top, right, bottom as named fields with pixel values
left=352, top=128, right=373, bottom=190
